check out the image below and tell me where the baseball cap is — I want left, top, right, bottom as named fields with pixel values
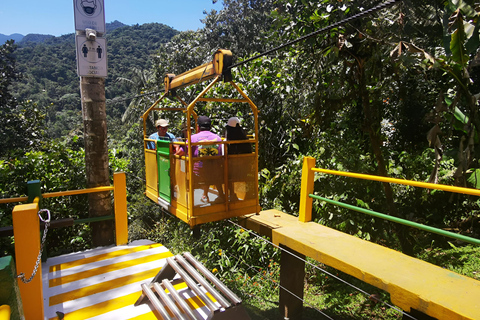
left=197, top=116, right=211, bottom=128
left=155, top=119, right=169, bottom=127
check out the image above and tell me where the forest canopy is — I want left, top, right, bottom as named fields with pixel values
left=1, top=0, right=480, bottom=259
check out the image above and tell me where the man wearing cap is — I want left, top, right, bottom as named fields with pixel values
left=147, top=119, right=175, bottom=149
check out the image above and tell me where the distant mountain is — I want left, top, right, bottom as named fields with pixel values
left=11, top=22, right=179, bottom=138
left=1, top=21, right=128, bottom=45
left=106, top=20, right=127, bottom=32
left=20, top=34, right=55, bottom=43
left=0, top=33, right=24, bottom=43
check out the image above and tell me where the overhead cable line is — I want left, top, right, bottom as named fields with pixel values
left=106, top=89, right=164, bottom=104
left=229, top=0, right=403, bottom=69
left=227, top=218, right=418, bottom=320
left=106, top=0, right=401, bottom=106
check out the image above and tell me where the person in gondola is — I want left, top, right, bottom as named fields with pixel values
left=147, top=118, right=175, bottom=149
left=225, top=117, right=251, bottom=155
left=225, top=117, right=252, bottom=201
left=177, top=116, right=225, bottom=204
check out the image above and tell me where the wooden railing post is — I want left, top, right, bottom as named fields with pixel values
left=299, top=156, right=316, bottom=222
left=114, top=172, right=128, bottom=245
left=279, top=245, right=305, bottom=320
left=12, top=203, right=44, bottom=320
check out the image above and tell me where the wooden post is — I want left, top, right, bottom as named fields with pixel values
left=299, top=156, right=316, bottom=222
left=12, top=203, right=44, bottom=320
left=114, top=172, right=128, bottom=245
left=279, top=244, right=305, bottom=320
left=80, top=76, right=113, bottom=246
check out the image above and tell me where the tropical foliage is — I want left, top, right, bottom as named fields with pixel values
left=1, top=0, right=480, bottom=318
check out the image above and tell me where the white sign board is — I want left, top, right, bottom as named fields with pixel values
left=76, top=35, right=107, bottom=77
left=73, top=0, right=105, bottom=33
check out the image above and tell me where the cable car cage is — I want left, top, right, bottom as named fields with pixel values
left=142, top=49, right=261, bottom=227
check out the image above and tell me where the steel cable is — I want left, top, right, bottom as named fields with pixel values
left=222, top=250, right=336, bottom=320
left=229, top=0, right=403, bottom=69
left=106, top=0, right=402, bottom=106
left=227, top=218, right=418, bottom=320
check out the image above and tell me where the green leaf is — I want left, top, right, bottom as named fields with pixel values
left=449, top=10, right=469, bottom=68
left=467, top=169, right=480, bottom=189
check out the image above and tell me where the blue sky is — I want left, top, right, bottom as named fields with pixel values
left=0, top=0, right=220, bottom=36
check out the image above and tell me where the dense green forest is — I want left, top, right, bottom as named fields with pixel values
left=1, top=0, right=480, bottom=318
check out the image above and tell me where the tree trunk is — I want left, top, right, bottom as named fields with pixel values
left=80, top=76, right=114, bottom=247
left=358, top=63, right=414, bottom=255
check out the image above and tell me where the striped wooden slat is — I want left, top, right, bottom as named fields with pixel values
left=42, top=240, right=214, bottom=319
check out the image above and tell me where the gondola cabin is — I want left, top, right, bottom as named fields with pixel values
left=142, top=49, right=260, bottom=227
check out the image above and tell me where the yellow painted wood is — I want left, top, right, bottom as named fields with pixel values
left=49, top=251, right=173, bottom=287
left=127, top=311, right=159, bottom=320
left=47, top=282, right=202, bottom=320
left=49, top=268, right=161, bottom=305
left=12, top=203, right=44, bottom=320
left=0, top=305, right=11, bottom=320
left=299, top=157, right=316, bottom=222
left=242, top=210, right=480, bottom=320
left=48, top=290, right=142, bottom=320
left=114, top=172, right=128, bottom=245
left=49, top=243, right=163, bottom=272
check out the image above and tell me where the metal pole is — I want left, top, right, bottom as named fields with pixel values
left=310, top=194, right=480, bottom=246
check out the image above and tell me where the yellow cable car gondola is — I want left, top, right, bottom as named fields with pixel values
left=142, top=49, right=260, bottom=227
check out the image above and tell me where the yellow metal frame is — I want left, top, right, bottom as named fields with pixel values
left=142, top=49, right=260, bottom=227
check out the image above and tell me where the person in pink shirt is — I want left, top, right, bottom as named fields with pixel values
left=178, top=116, right=225, bottom=204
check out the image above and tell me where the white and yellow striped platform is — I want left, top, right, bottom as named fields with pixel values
left=42, top=240, right=216, bottom=320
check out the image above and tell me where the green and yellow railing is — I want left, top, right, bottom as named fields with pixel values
left=0, top=172, right=128, bottom=320
left=299, top=156, right=480, bottom=245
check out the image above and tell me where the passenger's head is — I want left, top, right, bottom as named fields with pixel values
left=225, top=117, right=246, bottom=140
left=227, top=117, right=240, bottom=128
left=197, top=116, right=212, bottom=131
left=155, top=119, right=169, bottom=136
left=180, top=122, right=193, bottom=138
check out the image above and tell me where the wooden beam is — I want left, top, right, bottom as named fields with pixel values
left=239, top=209, right=480, bottom=320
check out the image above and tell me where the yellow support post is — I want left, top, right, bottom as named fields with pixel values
left=299, top=156, right=316, bottom=222
left=0, top=305, right=11, bottom=320
left=114, top=172, right=128, bottom=245
left=12, top=203, right=44, bottom=320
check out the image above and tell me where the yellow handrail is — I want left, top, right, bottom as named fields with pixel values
left=312, top=167, right=480, bottom=197
left=42, top=186, right=114, bottom=198
left=0, top=197, right=28, bottom=204
left=0, top=186, right=114, bottom=204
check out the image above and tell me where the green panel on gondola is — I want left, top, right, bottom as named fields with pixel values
left=157, top=140, right=171, bottom=202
